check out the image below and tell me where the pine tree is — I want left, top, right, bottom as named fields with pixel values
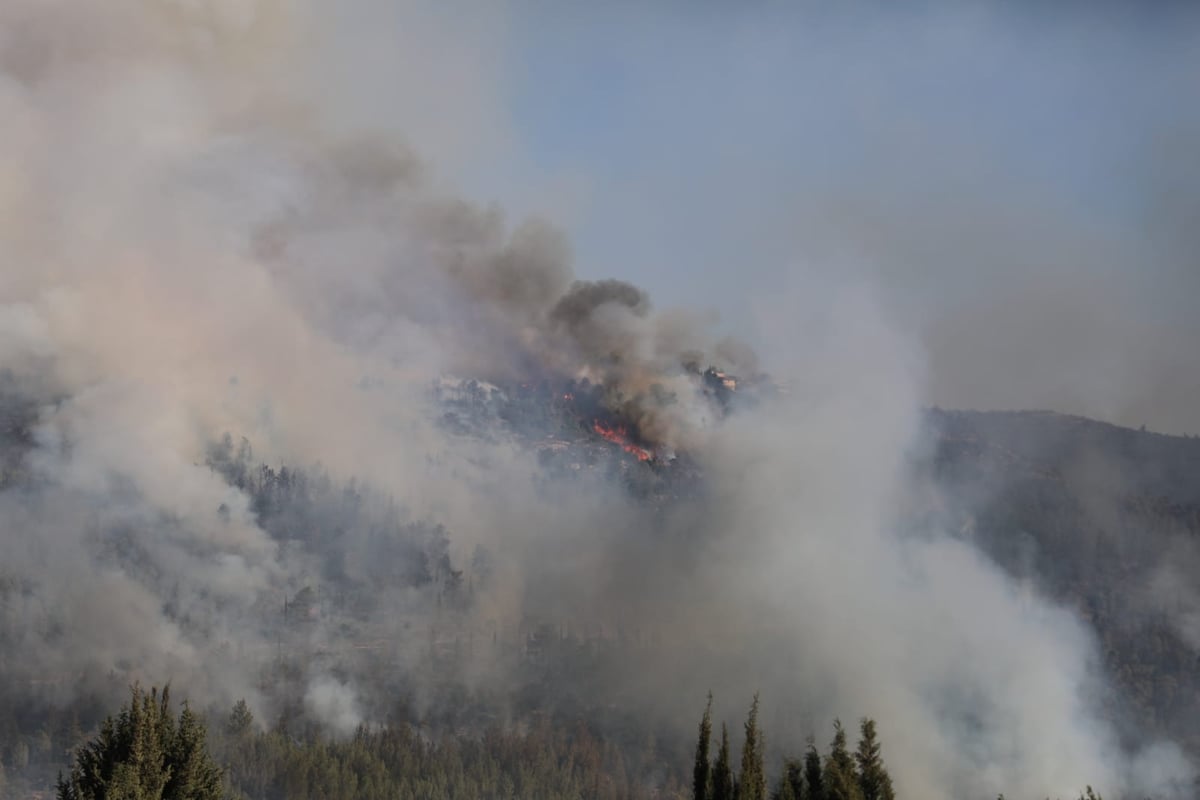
left=738, top=693, right=766, bottom=800
left=57, top=684, right=223, bottom=800
left=804, top=741, right=824, bottom=800
left=694, top=692, right=713, bottom=800
left=823, top=720, right=863, bottom=800
left=712, top=722, right=735, bottom=800
left=225, top=700, right=254, bottom=738
left=853, top=719, right=894, bottom=800
left=166, top=704, right=223, bottom=800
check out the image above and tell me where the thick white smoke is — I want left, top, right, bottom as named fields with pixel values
left=0, top=2, right=1192, bottom=798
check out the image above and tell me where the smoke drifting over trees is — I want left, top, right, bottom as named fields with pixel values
left=1, top=3, right=1198, bottom=799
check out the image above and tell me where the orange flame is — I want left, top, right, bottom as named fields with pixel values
left=592, top=420, right=653, bottom=462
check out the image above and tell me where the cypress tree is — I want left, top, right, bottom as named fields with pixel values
left=712, top=722, right=735, bottom=800
left=738, top=693, right=766, bottom=800
left=694, top=692, right=713, bottom=800
left=853, top=719, right=894, bottom=800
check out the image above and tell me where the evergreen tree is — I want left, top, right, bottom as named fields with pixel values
left=804, top=740, right=824, bottom=800
left=694, top=692, right=713, bottom=800
left=738, top=693, right=766, bottom=800
left=165, top=704, right=223, bottom=800
left=57, top=684, right=223, bottom=800
left=776, top=757, right=804, bottom=800
left=823, top=720, right=863, bottom=800
left=225, top=700, right=254, bottom=738
left=712, top=722, right=735, bottom=800
left=853, top=719, right=894, bottom=800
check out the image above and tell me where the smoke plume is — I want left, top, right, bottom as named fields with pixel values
left=0, top=3, right=1192, bottom=799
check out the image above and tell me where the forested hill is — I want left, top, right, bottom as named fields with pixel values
left=926, top=408, right=1200, bottom=506
left=921, top=409, right=1200, bottom=753
left=3, top=376, right=1200, bottom=797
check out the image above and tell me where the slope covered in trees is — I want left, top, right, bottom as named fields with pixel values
left=2, top=374, right=1200, bottom=797
left=922, top=410, right=1200, bottom=753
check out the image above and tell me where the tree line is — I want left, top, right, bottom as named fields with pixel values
left=691, top=693, right=892, bottom=800
left=40, top=686, right=1109, bottom=800
left=48, top=685, right=681, bottom=800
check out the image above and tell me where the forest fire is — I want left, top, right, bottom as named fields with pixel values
left=592, top=420, right=653, bottom=462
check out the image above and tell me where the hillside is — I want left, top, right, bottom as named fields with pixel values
left=2, top=380, right=1199, bottom=797
left=922, top=409, right=1200, bottom=753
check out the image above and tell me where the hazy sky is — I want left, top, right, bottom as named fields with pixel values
left=399, top=2, right=1200, bottom=434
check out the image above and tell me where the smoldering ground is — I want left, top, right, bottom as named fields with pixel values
left=0, top=2, right=1195, bottom=798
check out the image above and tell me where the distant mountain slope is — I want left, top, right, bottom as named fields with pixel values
left=922, top=409, right=1200, bottom=753
left=927, top=409, right=1200, bottom=505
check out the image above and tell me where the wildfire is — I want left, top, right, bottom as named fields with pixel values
left=592, top=420, right=653, bottom=462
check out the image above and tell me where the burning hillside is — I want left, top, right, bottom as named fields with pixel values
left=434, top=363, right=771, bottom=468
left=591, top=420, right=653, bottom=462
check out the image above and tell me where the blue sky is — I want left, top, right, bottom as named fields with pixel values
left=499, top=4, right=1193, bottom=267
